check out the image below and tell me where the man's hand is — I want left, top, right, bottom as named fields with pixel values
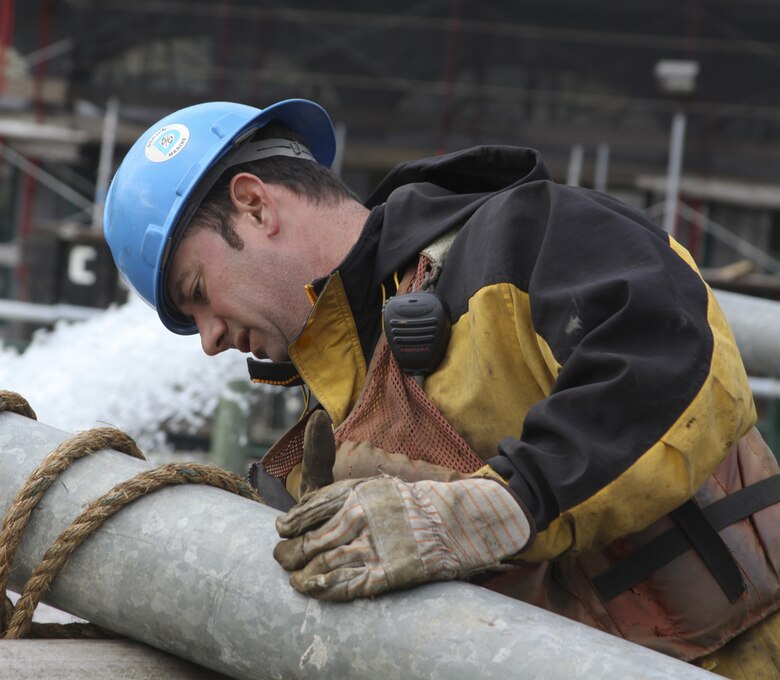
left=273, top=475, right=533, bottom=601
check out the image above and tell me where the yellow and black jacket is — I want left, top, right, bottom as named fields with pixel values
left=253, top=145, right=780, bottom=660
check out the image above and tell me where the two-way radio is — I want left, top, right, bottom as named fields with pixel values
left=383, top=292, right=451, bottom=376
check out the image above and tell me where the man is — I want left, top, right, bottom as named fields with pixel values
left=104, top=98, right=780, bottom=677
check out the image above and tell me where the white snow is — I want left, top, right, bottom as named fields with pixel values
left=0, top=293, right=252, bottom=455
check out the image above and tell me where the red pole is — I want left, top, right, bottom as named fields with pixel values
left=0, top=0, right=17, bottom=95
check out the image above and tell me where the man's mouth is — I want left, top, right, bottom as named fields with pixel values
left=245, top=330, right=268, bottom=360
left=235, top=330, right=251, bottom=354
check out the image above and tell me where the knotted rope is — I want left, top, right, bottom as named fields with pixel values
left=0, top=390, right=264, bottom=639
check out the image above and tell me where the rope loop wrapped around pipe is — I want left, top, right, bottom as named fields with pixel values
left=0, top=390, right=265, bottom=640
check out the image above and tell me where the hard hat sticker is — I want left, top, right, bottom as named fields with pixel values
left=145, top=124, right=190, bottom=163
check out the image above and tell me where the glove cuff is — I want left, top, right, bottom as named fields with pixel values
left=406, top=478, right=533, bottom=578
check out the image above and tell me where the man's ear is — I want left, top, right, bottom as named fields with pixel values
left=229, top=173, right=272, bottom=224
left=230, top=172, right=269, bottom=213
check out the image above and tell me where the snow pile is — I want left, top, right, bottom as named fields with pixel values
left=0, top=294, right=251, bottom=454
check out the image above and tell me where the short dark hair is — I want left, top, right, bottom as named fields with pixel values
left=188, top=121, right=356, bottom=250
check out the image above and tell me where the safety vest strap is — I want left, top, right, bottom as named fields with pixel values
left=670, top=499, right=745, bottom=603
left=594, top=474, right=780, bottom=602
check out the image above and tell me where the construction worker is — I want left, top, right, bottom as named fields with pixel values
left=104, top=98, right=780, bottom=677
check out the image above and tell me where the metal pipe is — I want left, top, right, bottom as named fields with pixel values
left=0, top=142, right=93, bottom=213
left=0, top=639, right=231, bottom=680
left=750, top=377, right=780, bottom=399
left=678, top=202, right=780, bottom=273
left=594, top=142, right=610, bottom=193
left=715, top=289, right=780, bottom=379
left=20, top=37, right=74, bottom=68
left=0, top=411, right=716, bottom=679
left=566, top=143, right=584, bottom=187
left=92, top=97, right=120, bottom=232
left=662, top=110, right=686, bottom=234
left=0, top=298, right=100, bottom=324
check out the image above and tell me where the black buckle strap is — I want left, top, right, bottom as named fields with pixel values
left=593, top=475, right=780, bottom=602
left=670, top=499, right=745, bottom=602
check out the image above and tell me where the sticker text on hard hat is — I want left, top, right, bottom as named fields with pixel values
left=145, top=124, right=190, bottom=163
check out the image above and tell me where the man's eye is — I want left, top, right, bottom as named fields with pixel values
left=192, top=281, right=205, bottom=303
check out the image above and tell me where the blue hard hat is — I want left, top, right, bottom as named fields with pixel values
left=103, top=99, right=336, bottom=334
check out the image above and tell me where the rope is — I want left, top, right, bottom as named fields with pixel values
left=0, top=390, right=265, bottom=640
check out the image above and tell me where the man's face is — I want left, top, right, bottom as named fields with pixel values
left=166, top=212, right=312, bottom=362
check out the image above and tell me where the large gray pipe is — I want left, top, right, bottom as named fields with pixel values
left=0, top=411, right=715, bottom=679
left=715, top=289, right=780, bottom=379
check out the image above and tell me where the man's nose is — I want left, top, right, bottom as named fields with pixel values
left=194, top=312, right=228, bottom=356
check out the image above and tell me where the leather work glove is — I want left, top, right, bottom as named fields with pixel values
left=298, top=409, right=336, bottom=497
left=273, top=474, right=534, bottom=601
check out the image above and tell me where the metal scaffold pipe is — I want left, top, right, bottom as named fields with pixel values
left=715, top=289, right=780, bottom=379
left=0, top=411, right=716, bottom=679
